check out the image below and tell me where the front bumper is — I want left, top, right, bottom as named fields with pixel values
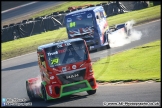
left=46, top=80, right=97, bottom=100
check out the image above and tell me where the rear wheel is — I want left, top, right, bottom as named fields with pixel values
left=106, top=44, right=110, bottom=49
left=41, top=84, right=48, bottom=102
left=87, top=89, right=96, bottom=95
left=26, top=81, right=35, bottom=101
left=106, top=32, right=111, bottom=49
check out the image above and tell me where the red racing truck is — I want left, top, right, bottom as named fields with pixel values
left=26, top=38, right=97, bottom=102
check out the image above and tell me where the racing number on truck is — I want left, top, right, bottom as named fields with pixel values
left=51, top=58, right=59, bottom=65
left=70, top=22, right=76, bottom=28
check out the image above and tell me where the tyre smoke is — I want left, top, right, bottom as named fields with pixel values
left=30, top=75, right=42, bottom=94
left=108, top=20, right=142, bottom=48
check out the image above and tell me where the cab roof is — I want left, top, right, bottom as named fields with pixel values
left=37, top=38, right=84, bottom=50
left=66, top=6, right=103, bottom=16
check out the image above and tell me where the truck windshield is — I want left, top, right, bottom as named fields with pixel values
left=66, top=17, right=93, bottom=31
left=45, top=41, right=88, bottom=67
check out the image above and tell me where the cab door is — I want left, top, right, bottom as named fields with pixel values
left=38, top=53, right=50, bottom=84
left=95, top=10, right=108, bottom=45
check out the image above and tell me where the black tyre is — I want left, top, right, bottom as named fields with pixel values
left=41, top=84, right=48, bottom=102
left=26, top=81, right=35, bottom=101
left=106, top=44, right=110, bottom=49
left=87, top=89, right=96, bottom=95
left=106, top=32, right=111, bottom=49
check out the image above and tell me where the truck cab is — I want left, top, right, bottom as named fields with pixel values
left=26, top=38, right=97, bottom=102
left=65, top=6, right=110, bottom=51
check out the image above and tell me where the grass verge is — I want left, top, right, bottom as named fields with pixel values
left=2, top=5, right=161, bottom=60
left=32, top=1, right=108, bottom=18
left=93, top=40, right=161, bottom=83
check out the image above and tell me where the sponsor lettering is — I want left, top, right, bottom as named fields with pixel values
left=87, top=13, right=92, bottom=18
left=58, top=49, right=66, bottom=53
left=71, top=12, right=86, bottom=16
left=66, top=74, right=79, bottom=79
left=67, top=18, right=72, bottom=22
left=49, top=86, right=52, bottom=94
left=57, top=43, right=71, bottom=48
left=47, top=51, right=58, bottom=56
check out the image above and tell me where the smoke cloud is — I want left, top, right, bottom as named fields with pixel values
left=30, top=75, right=42, bottom=95
left=108, top=20, right=142, bottom=48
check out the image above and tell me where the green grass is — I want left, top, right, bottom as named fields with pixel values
left=32, top=1, right=108, bottom=18
left=108, top=5, right=160, bottom=26
left=2, top=28, right=67, bottom=60
left=1, top=5, right=161, bottom=60
left=93, top=40, right=161, bottom=82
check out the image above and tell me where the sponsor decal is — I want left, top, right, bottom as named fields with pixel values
left=67, top=18, right=72, bottom=22
left=71, top=12, right=86, bottom=16
left=72, top=65, right=77, bottom=69
left=53, top=68, right=62, bottom=73
left=50, top=76, right=55, bottom=79
left=69, top=26, right=94, bottom=37
left=87, top=13, right=92, bottom=18
left=51, top=58, right=59, bottom=65
left=62, top=67, right=67, bottom=72
left=47, top=51, right=58, bottom=56
left=66, top=74, right=79, bottom=79
left=57, top=43, right=71, bottom=48
left=58, top=49, right=66, bottom=53
left=76, top=15, right=82, bottom=20
left=69, top=22, right=76, bottom=28
left=49, top=85, right=52, bottom=94
left=52, top=82, right=57, bottom=84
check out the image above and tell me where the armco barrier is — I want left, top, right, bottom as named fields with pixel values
left=1, top=1, right=149, bottom=43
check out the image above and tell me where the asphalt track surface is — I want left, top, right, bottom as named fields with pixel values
left=1, top=1, right=66, bottom=22
left=2, top=19, right=161, bottom=106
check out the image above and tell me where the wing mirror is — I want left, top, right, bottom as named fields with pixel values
left=96, top=15, right=99, bottom=19
left=40, top=57, right=45, bottom=62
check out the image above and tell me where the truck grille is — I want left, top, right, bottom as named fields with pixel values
left=57, top=68, right=86, bottom=84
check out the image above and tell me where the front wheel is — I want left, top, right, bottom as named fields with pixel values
left=87, top=89, right=96, bottom=95
left=41, top=84, right=48, bottom=102
left=26, top=81, right=35, bottom=101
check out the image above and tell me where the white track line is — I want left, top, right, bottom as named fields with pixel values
left=1, top=2, right=38, bottom=14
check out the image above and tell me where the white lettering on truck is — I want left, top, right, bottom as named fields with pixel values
left=47, top=51, right=58, bottom=56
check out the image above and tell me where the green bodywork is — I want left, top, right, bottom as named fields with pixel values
left=42, top=80, right=94, bottom=100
